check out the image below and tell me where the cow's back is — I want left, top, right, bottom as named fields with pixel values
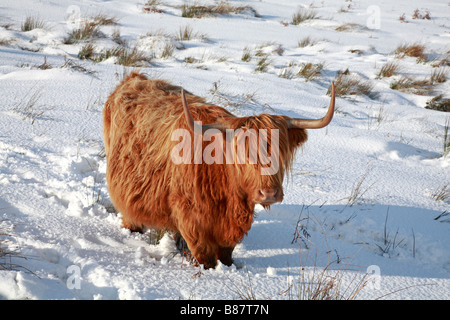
left=103, top=72, right=230, bottom=231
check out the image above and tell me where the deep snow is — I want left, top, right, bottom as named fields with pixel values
left=0, top=0, right=449, bottom=300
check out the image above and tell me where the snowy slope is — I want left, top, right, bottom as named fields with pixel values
left=0, top=0, right=449, bottom=300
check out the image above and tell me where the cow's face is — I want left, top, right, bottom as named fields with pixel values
left=225, top=114, right=307, bottom=207
left=180, top=84, right=335, bottom=208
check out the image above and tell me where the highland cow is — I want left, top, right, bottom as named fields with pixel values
left=103, top=72, right=335, bottom=269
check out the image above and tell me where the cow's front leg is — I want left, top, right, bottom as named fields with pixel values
left=177, top=225, right=218, bottom=269
left=218, top=246, right=234, bottom=266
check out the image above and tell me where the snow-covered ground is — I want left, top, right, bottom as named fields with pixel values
left=0, top=0, right=449, bottom=300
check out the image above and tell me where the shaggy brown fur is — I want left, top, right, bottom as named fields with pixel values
left=103, top=72, right=309, bottom=268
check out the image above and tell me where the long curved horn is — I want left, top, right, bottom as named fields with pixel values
left=181, top=89, right=196, bottom=132
left=287, top=82, right=335, bottom=129
left=181, top=89, right=229, bottom=133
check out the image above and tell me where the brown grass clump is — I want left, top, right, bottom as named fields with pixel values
left=98, top=45, right=151, bottom=67
left=329, top=70, right=377, bottom=99
left=298, top=62, right=324, bottom=81
left=425, top=95, right=450, bottom=112
left=376, top=61, right=401, bottom=78
left=79, top=43, right=151, bottom=67
left=390, top=69, right=446, bottom=96
left=114, top=46, right=151, bottom=67
left=429, top=68, right=447, bottom=85
left=21, top=15, right=46, bottom=31
left=412, top=9, right=431, bottom=20
left=390, top=76, right=433, bottom=95
left=431, top=56, right=450, bottom=68
left=64, top=13, right=117, bottom=44
left=64, top=20, right=103, bottom=44
left=292, top=8, right=318, bottom=25
left=298, top=36, right=316, bottom=48
left=181, top=1, right=259, bottom=18
left=241, top=47, right=252, bottom=62
left=78, top=43, right=96, bottom=60
left=394, top=43, right=427, bottom=62
left=335, top=23, right=366, bottom=32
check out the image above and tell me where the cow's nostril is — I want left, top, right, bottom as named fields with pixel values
left=258, top=189, right=278, bottom=203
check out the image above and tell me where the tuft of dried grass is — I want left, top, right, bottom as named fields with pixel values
left=292, top=8, right=318, bottom=25
left=431, top=184, right=449, bottom=202
left=425, top=95, right=450, bottom=112
left=329, top=71, right=377, bottom=99
left=21, top=15, right=46, bottom=31
left=390, top=76, right=433, bottom=95
left=429, top=68, right=447, bottom=84
left=64, top=13, right=117, bottom=44
left=298, top=36, right=316, bottom=48
left=394, top=43, right=428, bottom=62
left=12, top=87, right=52, bottom=125
left=431, top=56, right=450, bottom=68
left=83, top=43, right=151, bottom=67
left=91, top=13, right=119, bottom=26
left=78, top=43, right=95, bottom=60
left=174, top=25, right=209, bottom=42
left=176, top=25, right=193, bottom=41
left=34, top=56, right=52, bottom=70
left=297, top=62, right=324, bottom=81
left=64, top=20, right=102, bottom=44
left=399, top=13, right=408, bottom=23
left=412, top=9, right=431, bottom=20
left=255, top=55, right=271, bottom=73
left=335, top=23, right=365, bottom=32
left=181, top=1, right=259, bottom=18
left=376, top=61, right=401, bottom=79
left=241, top=47, right=252, bottom=62
left=160, top=43, right=174, bottom=59
left=112, top=46, right=152, bottom=67
left=390, top=68, right=446, bottom=96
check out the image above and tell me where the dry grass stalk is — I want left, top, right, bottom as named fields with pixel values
left=432, top=184, right=449, bottom=202
left=1, top=220, right=28, bottom=272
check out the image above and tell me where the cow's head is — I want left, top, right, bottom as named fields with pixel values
left=181, top=83, right=335, bottom=208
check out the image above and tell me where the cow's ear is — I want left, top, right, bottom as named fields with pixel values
left=288, top=128, right=308, bottom=150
